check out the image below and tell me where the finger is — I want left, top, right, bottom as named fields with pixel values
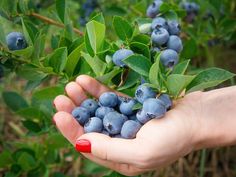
left=75, top=133, right=148, bottom=166
left=54, top=95, right=75, bottom=113
left=65, top=81, right=87, bottom=106
left=76, top=75, right=125, bottom=98
left=53, top=111, right=84, bottom=144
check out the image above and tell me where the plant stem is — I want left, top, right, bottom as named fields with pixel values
left=30, top=12, right=84, bottom=36
left=199, top=149, right=207, bottom=177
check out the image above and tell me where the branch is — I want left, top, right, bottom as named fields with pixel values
left=30, top=12, right=84, bottom=36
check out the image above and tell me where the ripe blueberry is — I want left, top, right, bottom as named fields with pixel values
left=103, top=111, right=126, bottom=135
left=119, top=98, right=137, bottom=116
left=136, top=109, right=151, bottom=124
left=6, top=32, right=27, bottom=51
left=121, top=120, right=142, bottom=139
left=146, top=0, right=163, bottom=18
left=81, top=98, right=99, bottom=116
left=95, top=106, right=114, bottom=119
left=112, top=49, right=134, bottom=67
left=135, top=84, right=156, bottom=103
left=99, top=92, right=118, bottom=108
left=151, top=28, right=170, bottom=46
left=72, top=107, right=90, bottom=126
left=159, top=94, right=173, bottom=110
left=167, top=20, right=181, bottom=35
left=167, top=35, right=183, bottom=53
left=151, top=17, right=168, bottom=30
left=160, top=49, right=179, bottom=68
left=84, top=117, right=103, bottom=133
left=143, top=98, right=166, bottom=119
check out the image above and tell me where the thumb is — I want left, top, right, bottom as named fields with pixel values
left=75, top=133, right=141, bottom=164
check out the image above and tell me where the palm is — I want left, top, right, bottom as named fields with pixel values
left=53, top=75, right=201, bottom=176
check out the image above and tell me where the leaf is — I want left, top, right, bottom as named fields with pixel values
left=91, top=13, right=105, bottom=24
left=172, top=60, right=190, bottom=74
left=0, top=22, right=6, bottom=47
left=167, top=74, right=195, bottom=97
left=16, top=64, right=47, bottom=81
left=149, top=54, right=161, bottom=87
left=0, top=151, right=13, bottom=168
left=16, top=107, right=47, bottom=121
left=132, top=103, right=142, bottom=111
left=2, top=92, right=28, bottom=112
left=32, top=86, right=64, bottom=101
left=22, top=120, right=41, bottom=133
left=48, top=47, right=68, bottom=73
left=130, top=42, right=150, bottom=59
left=132, top=34, right=151, bottom=45
left=118, top=70, right=140, bottom=91
left=113, top=16, right=133, bottom=41
left=123, top=54, right=151, bottom=77
left=186, top=68, right=235, bottom=93
left=84, top=31, right=95, bottom=56
left=65, top=43, right=84, bottom=76
left=17, top=152, right=36, bottom=171
left=81, top=52, right=107, bottom=76
left=21, top=18, right=33, bottom=45
left=86, top=20, right=105, bottom=54
left=56, top=0, right=65, bottom=23
left=96, top=67, right=122, bottom=85
left=181, top=39, right=197, bottom=58
left=11, top=46, right=34, bottom=58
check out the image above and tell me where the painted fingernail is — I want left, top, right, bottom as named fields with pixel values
left=75, top=139, right=91, bottom=153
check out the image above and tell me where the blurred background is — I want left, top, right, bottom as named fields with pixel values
left=0, top=0, right=236, bottom=176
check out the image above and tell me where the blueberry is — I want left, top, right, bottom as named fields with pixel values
left=81, top=99, right=99, bottom=116
left=139, top=23, right=151, bottom=34
left=136, top=109, right=151, bottom=124
left=151, top=17, right=168, bottom=30
left=167, top=20, right=181, bottom=35
left=135, top=84, right=157, bottom=103
left=99, top=92, right=118, bottom=108
left=112, top=49, right=134, bottom=67
left=191, top=2, right=200, bottom=14
left=103, top=111, right=127, bottom=135
left=6, top=32, right=27, bottom=51
left=72, top=107, right=90, bottom=126
left=143, top=98, right=166, bottom=119
left=152, top=47, right=161, bottom=53
left=167, top=35, right=183, bottom=53
left=146, top=0, right=163, bottom=18
left=158, top=94, right=172, bottom=110
left=121, top=120, right=142, bottom=139
left=151, top=28, right=169, bottom=46
left=95, top=106, right=114, bottom=119
left=160, top=49, right=179, bottom=68
left=119, top=98, right=137, bottom=116
left=84, top=117, right=103, bottom=133
left=129, top=114, right=138, bottom=121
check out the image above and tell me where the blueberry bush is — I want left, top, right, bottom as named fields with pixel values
left=0, top=0, right=236, bottom=177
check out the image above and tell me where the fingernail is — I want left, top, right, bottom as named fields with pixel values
left=75, top=139, right=91, bottom=153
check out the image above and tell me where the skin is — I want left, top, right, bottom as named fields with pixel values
left=53, top=75, right=236, bottom=176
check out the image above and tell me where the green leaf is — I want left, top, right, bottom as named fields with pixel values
left=172, top=60, right=190, bottom=74
left=186, top=68, right=235, bottom=93
left=0, top=151, right=13, bottom=168
left=33, top=34, right=46, bottom=61
left=86, top=20, right=105, bottom=54
left=18, top=0, right=28, bottom=14
left=0, top=22, right=6, bottom=47
left=56, top=0, right=66, bottom=23
left=81, top=52, right=106, bottom=76
left=181, top=39, right=197, bottom=58
left=17, top=152, right=36, bottom=171
left=11, top=46, right=34, bottom=58
left=91, top=13, right=105, bottom=24
left=48, top=47, right=68, bottom=73
left=167, top=74, right=195, bottom=97
left=96, top=67, right=121, bottom=85
left=84, top=31, right=95, bottom=56
left=123, top=54, right=151, bottom=77
left=130, top=42, right=150, bottom=59
left=132, top=103, right=142, bottom=111
left=21, top=18, right=33, bottom=45
left=149, top=54, right=161, bottom=88
left=2, top=91, right=28, bottom=112
left=32, top=86, right=64, bottom=101
left=118, top=70, right=140, bottom=91
left=22, top=120, right=41, bottom=133
left=65, top=43, right=84, bottom=76
left=22, top=20, right=39, bottom=44
left=16, top=107, right=47, bottom=121
left=113, top=16, right=133, bottom=41
left=16, top=64, right=47, bottom=81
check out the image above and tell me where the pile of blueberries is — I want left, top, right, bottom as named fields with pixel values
left=180, top=2, right=200, bottom=23
left=72, top=85, right=172, bottom=139
left=146, top=0, right=182, bottom=68
left=6, top=32, right=27, bottom=51
left=79, top=0, right=98, bottom=26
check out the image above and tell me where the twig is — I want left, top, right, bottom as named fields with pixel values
left=30, top=12, right=84, bottom=36
left=118, top=68, right=130, bottom=87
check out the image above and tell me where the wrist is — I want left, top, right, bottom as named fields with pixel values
left=193, top=87, right=236, bottom=150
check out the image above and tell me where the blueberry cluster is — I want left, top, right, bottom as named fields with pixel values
left=79, top=0, right=98, bottom=26
left=6, top=32, right=27, bottom=51
left=180, top=2, right=200, bottom=23
left=146, top=0, right=182, bottom=68
left=72, top=85, right=172, bottom=139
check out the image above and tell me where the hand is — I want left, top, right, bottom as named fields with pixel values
left=53, top=75, right=203, bottom=176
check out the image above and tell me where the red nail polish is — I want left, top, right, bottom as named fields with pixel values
left=75, top=139, right=91, bottom=153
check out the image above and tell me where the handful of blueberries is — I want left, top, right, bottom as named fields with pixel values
left=71, top=85, right=172, bottom=139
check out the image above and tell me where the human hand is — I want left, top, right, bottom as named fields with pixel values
left=53, top=75, right=203, bottom=176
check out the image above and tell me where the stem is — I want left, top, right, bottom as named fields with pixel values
left=118, top=68, right=129, bottom=87
left=199, top=149, right=207, bottom=177
left=30, top=12, right=84, bottom=36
